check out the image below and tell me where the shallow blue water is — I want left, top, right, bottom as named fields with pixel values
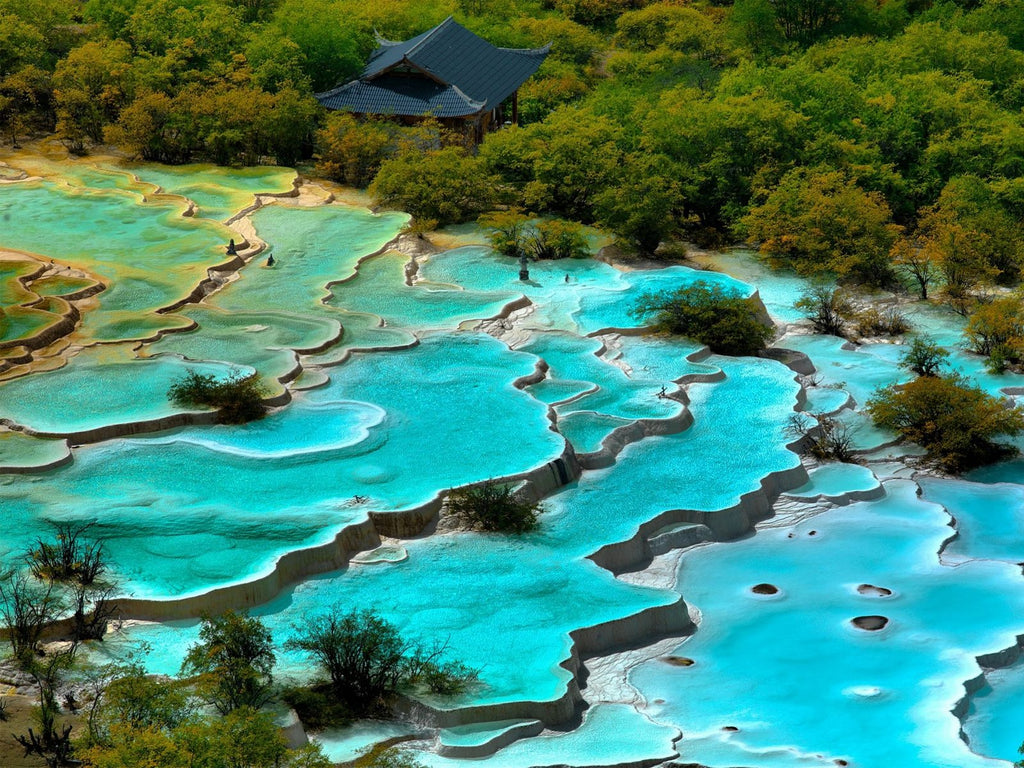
left=3, top=170, right=1024, bottom=767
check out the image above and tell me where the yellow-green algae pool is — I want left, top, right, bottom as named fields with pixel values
left=2, top=151, right=1024, bottom=768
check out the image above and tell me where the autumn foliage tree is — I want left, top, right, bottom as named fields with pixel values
left=867, top=375, right=1024, bottom=472
left=743, top=168, right=901, bottom=286
left=963, top=296, right=1024, bottom=372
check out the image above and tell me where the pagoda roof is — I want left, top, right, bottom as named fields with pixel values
left=316, top=17, right=549, bottom=118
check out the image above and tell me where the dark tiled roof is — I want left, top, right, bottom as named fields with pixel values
left=316, top=17, right=549, bottom=118
left=316, top=75, right=484, bottom=118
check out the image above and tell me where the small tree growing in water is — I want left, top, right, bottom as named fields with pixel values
left=286, top=608, right=475, bottom=716
left=867, top=374, right=1024, bottom=472
left=631, top=280, right=773, bottom=356
left=168, top=370, right=268, bottom=424
left=181, top=611, right=276, bottom=715
left=794, top=285, right=853, bottom=337
left=27, top=521, right=104, bottom=584
left=785, top=413, right=856, bottom=462
left=447, top=481, right=543, bottom=534
left=900, top=337, right=949, bottom=378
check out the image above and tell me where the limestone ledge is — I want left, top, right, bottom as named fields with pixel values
left=575, top=356, right=722, bottom=471
left=0, top=409, right=220, bottom=445
left=0, top=437, right=73, bottom=474
left=111, top=445, right=582, bottom=622
left=780, top=484, right=887, bottom=507
left=0, top=253, right=106, bottom=375
left=929, top=487, right=1024, bottom=760
left=437, top=720, right=545, bottom=759
left=396, top=594, right=695, bottom=730
left=108, top=350, right=811, bottom=752
left=0, top=196, right=826, bottom=756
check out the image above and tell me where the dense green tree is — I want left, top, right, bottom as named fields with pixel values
left=642, top=91, right=810, bottom=230
left=593, top=153, right=682, bottom=253
left=516, top=60, right=590, bottom=124
left=631, top=280, right=774, bottom=355
left=731, top=0, right=879, bottom=52
left=182, top=611, right=276, bottom=715
left=900, top=336, right=950, bottom=377
left=87, top=706, right=331, bottom=768
left=554, top=0, right=643, bottom=28
left=53, top=41, right=134, bottom=150
left=90, top=665, right=196, bottom=745
left=963, top=295, right=1024, bottom=372
left=270, top=0, right=372, bottom=91
left=370, top=146, right=496, bottom=225
left=317, top=114, right=415, bottom=187
left=0, top=12, right=46, bottom=79
left=744, top=168, right=901, bottom=285
left=0, top=65, right=52, bottom=146
left=521, top=106, right=625, bottom=221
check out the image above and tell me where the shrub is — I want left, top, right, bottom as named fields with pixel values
left=900, top=337, right=949, bottom=377
left=0, top=571, right=63, bottom=667
left=794, top=285, right=854, bottom=337
left=479, top=212, right=590, bottom=261
left=852, top=306, right=911, bottom=338
left=785, top=413, right=856, bottom=462
left=280, top=686, right=351, bottom=731
left=90, top=665, right=195, bottom=745
left=867, top=375, right=1024, bottom=472
left=446, top=481, right=543, bottom=534
left=285, top=608, right=475, bottom=717
left=963, top=296, right=1024, bottom=372
left=479, top=209, right=531, bottom=258
left=168, top=370, right=268, bottom=424
left=631, top=280, right=774, bottom=356
left=27, top=521, right=104, bottom=584
left=528, top=219, right=590, bottom=260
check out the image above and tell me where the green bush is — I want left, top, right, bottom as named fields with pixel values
left=182, top=611, right=276, bottom=715
left=852, top=306, right=910, bottom=338
left=280, top=686, right=352, bottom=731
left=867, top=374, right=1024, bottom=472
left=446, top=481, right=543, bottom=534
left=631, top=281, right=774, bottom=356
left=168, top=370, right=268, bottom=424
left=900, top=337, right=949, bottom=378
left=478, top=212, right=590, bottom=260
left=285, top=608, right=476, bottom=717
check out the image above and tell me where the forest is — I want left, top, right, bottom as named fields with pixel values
left=2, top=1, right=1023, bottom=306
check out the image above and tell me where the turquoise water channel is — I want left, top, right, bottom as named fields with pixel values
left=2, top=154, right=1024, bottom=767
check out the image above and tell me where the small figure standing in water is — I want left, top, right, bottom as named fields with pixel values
left=658, top=386, right=667, bottom=398
left=267, top=254, right=276, bottom=267
left=565, top=273, right=570, bottom=283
